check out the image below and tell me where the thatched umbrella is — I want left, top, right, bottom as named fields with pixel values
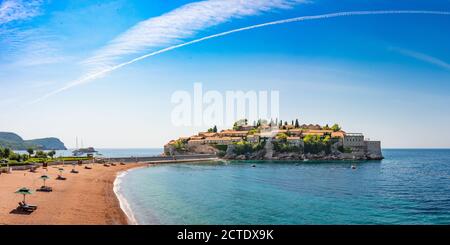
left=40, top=175, right=50, bottom=187
left=58, top=168, right=64, bottom=176
left=15, top=187, right=33, bottom=203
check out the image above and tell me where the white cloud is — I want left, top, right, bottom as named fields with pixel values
left=0, top=27, right=67, bottom=67
left=0, top=0, right=64, bottom=67
left=37, top=9, right=450, bottom=103
left=0, top=0, right=43, bottom=24
left=391, top=47, right=450, bottom=71
left=83, top=0, right=306, bottom=70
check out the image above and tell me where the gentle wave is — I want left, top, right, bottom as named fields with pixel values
left=113, top=169, right=141, bottom=225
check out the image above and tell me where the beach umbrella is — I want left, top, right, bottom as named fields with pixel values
left=40, top=175, right=50, bottom=187
left=15, top=187, right=33, bottom=203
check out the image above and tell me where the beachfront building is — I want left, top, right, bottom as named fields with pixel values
left=331, top=131, right=346, bottom=138
left=308, top=129, right=333, bottom=135
left=365, top=140, right=382, bottom=156
left=204, top=137, right=241, bottom=145
left=300, top=124, right=322, bottom=130
left=343, top=133, right=365, bottom=152
left=219, top=130, right=248, bottom=137
left=189, top=136, right=204, bottom=141
left=247, top=135, right=260, bottom=143
left=199, top=132, right=217, bottom=137
left=239, top=125, right=255, bottom=131
left=187, top=139, right=205, bottom=146
left=280, top=124, right=295, bottom=130
left=288, top=128, right=303, bottom=136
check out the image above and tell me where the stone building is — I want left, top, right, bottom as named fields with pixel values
left=365, top=140, right=382, bottom=158
left=343, top=133, right=365, bottom=152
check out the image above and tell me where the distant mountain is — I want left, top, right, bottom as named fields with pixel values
left=25, top=138, right=67, bottom=150
left=0, top=132, right=67, bottom=150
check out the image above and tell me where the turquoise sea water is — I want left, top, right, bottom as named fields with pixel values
left=115, top=149, right=450, bottom=224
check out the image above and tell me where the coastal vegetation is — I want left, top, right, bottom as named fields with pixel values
left=233, top=141, right=265, bottom=155
left=303, top=135, right=332, bottom=154
left=173, top=139, right=188, bottom=152
left=207, top=126, right=218, bottom=133
left=0, top=146, right=89, bottom=166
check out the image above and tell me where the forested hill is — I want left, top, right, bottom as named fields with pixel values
left=0, top=132, right=67, bottom=150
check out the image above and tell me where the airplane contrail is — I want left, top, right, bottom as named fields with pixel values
left=34, top=10, right=450, bottom=103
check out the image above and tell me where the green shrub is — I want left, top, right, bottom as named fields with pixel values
left=303, top=135, right=331, bottom=154
left=173, top=139, right=187, bottom=151
left=338, top=146, right=352, bottom=153
left=214, top=144, right=228, bottom=152
left=273, top=142, right=302, bottom=153
left=233, top=141, right=264, bottom=155
left=217, top=151, right=226, bottom=157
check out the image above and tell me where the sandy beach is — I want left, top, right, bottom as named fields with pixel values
left=0, top=162, right=143, bottom=225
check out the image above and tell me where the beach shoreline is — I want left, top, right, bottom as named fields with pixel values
left=0, top=162, right=144, bottom=225
left=113, top=159, right=221, bottom=225
left=113, top=166, right=147, bottom=225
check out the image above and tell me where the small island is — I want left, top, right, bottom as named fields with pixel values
left=164, top=119, right=383, bottom=161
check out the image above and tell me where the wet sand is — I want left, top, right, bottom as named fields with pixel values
left=0, top=162, right=143, bottom=225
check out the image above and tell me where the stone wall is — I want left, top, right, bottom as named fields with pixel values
left=343, top=134, right=365, bottom=152
left=365, top=140, right=382, bottom=159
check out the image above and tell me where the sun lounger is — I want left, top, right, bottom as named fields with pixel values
left=56, top=175, right=67, bottom=180
left=120, top=162, right=125, bottom=165
left=111, top=163, right=117, bottom=166
left=84, top=166, right=92, bottom=169
left=103, top=164, right=110, bottom=167
left=71, top=169, right=79, bottom=173
left=18, top=202, right=37, bottom=212
left=37, top=186, right=53, bottom=192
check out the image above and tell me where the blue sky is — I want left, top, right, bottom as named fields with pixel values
left=1, top=0, right=450, bottom=148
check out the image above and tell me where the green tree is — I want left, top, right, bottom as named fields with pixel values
left=27, top=148, right=34, bottom=157
left=2, top=148, right=11, bottom=159
left=8, top=152, right=20, bottom=161
left=48, top=150, right=56, bottom=158
left=35, top=150, right=48, bottom=158
left=233, top=122, right=239, bottom=130
left=331, top=124, right=341, bottom=132
left=303, top=135, right=331, bottom=154
left=276, top=133, right=288, bottom=141
left=248, top=128, right=258, bottom=135
left=295, top=119, right=299, bottom=128
left=21, top=154, right=29, bottom=161
left=173, top=140, right=186, bottom=151
left=213, top=125, right=217, bottom=133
